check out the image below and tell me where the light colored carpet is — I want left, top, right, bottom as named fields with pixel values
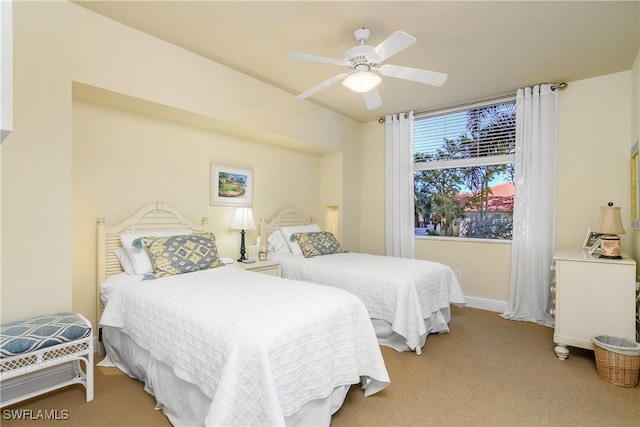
left=2, top=306, right=638, bottom=426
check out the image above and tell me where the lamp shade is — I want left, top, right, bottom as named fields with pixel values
left=230, top=207, right=256, bottom=231
left=342, top=71, right=381, bottom=93
left=593, top=204, right=625, bottom=235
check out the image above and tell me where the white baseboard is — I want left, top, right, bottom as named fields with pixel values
left=463, top=296, right=507, bottom=313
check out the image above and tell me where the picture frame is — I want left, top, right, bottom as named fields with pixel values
left=582, top=228, right=602, bottom=250
left=631, top=141, right=639, bottom=230
left=587, top=236, right=601, bottom=255
left=210, top=164, right=253, bottom=207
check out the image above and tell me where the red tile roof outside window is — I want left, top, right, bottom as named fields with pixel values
left=458, top=182, right=514, bottom=213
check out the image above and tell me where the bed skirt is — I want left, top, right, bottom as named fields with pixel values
left=99, top=326, right=350, bottom=426
left=373, top=306, right=451, bottom=354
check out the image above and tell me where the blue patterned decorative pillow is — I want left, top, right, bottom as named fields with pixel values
left=292, top=231, right=346, bottom=258
left=136, top=232, right=223, bottom=279
left=0, top=313, right=91, bottom=358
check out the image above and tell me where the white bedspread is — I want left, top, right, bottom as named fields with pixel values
left=100, top=267, right=389, bottom=426
left=271, top=252, right=467, bottom=354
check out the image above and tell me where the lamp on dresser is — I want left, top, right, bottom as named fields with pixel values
left=230, top=207, right=256, bottom=262
left=593, top=202, right=625, bottom=259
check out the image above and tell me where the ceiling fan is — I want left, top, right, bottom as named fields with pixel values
left=289, top=27, right=447, bottom=110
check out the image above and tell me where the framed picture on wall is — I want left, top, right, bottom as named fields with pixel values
left=211, top=164, right=253, bottom=207
left=631, top=141, right=639, bottom=230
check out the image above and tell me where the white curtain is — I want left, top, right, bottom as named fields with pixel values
left=502, top=84, right=558, bottom=326
left=384, top=111, right=415, bottom=258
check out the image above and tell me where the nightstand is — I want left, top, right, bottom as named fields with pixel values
left=235, top=259, right=281, bottom=277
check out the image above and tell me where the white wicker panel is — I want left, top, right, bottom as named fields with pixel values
left=0, top=354, right=37, bottom=374
left=0, top=341, right=89, bottom=375
left=104, top=235, right=123, bottom=278
left=259, top=208, right=312, bottom=245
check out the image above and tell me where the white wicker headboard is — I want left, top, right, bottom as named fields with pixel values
left=96, top=202, right=207, bottom=327
left=259, top=208, right=314, bottom=246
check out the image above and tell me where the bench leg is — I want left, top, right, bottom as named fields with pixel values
left=86, top=350, right=94, bottom=402
left=73, top=351, right=94, bottom=402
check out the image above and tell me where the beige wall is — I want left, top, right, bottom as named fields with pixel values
left=2, top=2, right=74, bottom=323
left=0, top=0, right=12, bottom=141
left=1, top=2, right=362, bottom=326
left=359, top=120, right=386, bottom=255
left=556, top=71, right=632, bottom=255
left=415, top=240, right=512, bottom=303
left=359, top=71, right=635, bottom=306
left=320, top=153, right=343, bottom=240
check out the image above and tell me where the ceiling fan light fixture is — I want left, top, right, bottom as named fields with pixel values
left=342, top=71, right=381, bottom=93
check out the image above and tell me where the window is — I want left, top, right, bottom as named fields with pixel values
left=413, top=97, right=516, bottom=240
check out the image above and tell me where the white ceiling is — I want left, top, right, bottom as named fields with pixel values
left=74, top=1, right=639, bottom=123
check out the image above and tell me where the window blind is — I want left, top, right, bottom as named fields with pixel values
left=413, top=97, right=516, bottom=167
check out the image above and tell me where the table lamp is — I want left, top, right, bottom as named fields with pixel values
left=230, top=207, right=256, bottom=262
left=593, top=202, right=625, bottom=259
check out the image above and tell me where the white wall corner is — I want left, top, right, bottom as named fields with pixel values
left=1, top=0, right=13, bottom=142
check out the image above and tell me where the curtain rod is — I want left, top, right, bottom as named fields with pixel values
left=378, top=82, right=568, bottom=123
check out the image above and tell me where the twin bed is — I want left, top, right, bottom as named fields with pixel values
left=260, top=208, right=466, bottom=356
left=97, top=203, right=465, bottom=426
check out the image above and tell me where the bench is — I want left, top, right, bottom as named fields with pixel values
left=0, top=312, right=94, bottom=407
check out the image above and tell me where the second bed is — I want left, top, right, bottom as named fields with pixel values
left=261, top=208, right=467, bottom=355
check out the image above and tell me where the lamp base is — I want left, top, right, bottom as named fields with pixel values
left=237, top=229, right=247, bottom=262
left=599, top=234, right=621, bottom=259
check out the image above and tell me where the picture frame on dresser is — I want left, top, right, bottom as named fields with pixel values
left=582, top=228, right=602, bottom=250
left=587, top=237, right=601, bottom=255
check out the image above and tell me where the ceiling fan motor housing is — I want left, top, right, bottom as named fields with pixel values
left=344, top=45, right=379, bottom=68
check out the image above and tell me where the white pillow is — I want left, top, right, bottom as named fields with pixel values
left=114, top=247, right=135, bottom=275
left=120, top=230, right=193, bottom=275
left=280, top=224, right=322, bottom=256
left=267, top=230, right=290, bottom=254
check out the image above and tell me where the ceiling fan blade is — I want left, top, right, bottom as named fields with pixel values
left=288, top=53, right=347, bottom=66
left=296, top=73, right=349, bottom=99
left=373, top=31, right=417, bottom=63
left=363, top=88, right=382, bottom=110
left=379, top=64, right=448, bottom=86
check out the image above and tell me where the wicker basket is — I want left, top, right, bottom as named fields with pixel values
left=592, top=336, right=640, bottom=388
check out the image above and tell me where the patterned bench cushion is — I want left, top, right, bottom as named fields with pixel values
left=0, top=313, right=91, bottom=358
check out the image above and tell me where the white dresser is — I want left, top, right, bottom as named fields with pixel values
left=551, top=250, right=637, bottom=360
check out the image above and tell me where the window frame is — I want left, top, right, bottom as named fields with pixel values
left=413, top=95, right=516, bottom=242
